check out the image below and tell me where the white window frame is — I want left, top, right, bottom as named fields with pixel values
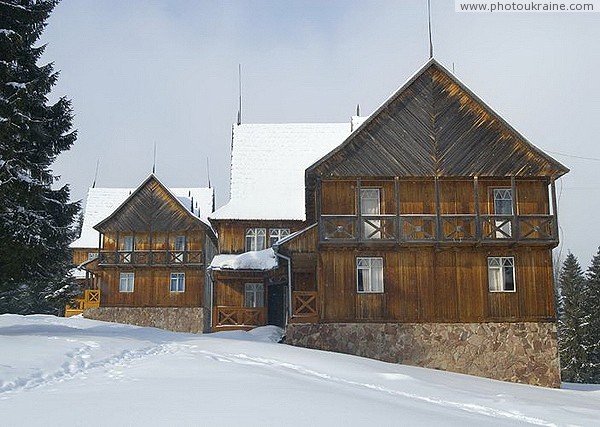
left=488, top=257, right=516, bottom=292
left=170, top=272, right=185, bottom=293
left=356, top=257, right=384, bottom=293
left=244, top=283, right=264, bottom=308
left=245, top=228, right=266, bottom=252
left=360, top=188, right=382, bottom=239
left=269, top=228, right=290, bottom=247
left=492, top=188, right=513, bottom=238
left=172, top=235, right=186, bottom=263
left=121, top=235, right=134, bottom=263
left=119, top=272, right=134, bottom=293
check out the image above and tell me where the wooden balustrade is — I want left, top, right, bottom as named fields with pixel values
left=320, top=214, right=557, bottom=245
left=292, top=291, right=318, bottom=322
left=65, top=290, right=101, bottom=317
left=214, top=306, right=266, bottom=329
left=98, top=250, right=203, bottom=266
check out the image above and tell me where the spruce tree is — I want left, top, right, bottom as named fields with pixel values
left=557, top=253, right=591, bottom=383
left=585, top=247, right=600, bottom=382
left=0, top=0, right=80, bottom=314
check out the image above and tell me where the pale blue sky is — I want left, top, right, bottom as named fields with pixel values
left=42, top=0, right=600, bottom=263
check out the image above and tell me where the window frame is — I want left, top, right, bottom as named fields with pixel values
left=119, top=272, right=135, bottom=293
left=356, top=257, right=384, bottom=293
left=269, top=228, right=290, bottom=247
left=170, top=272, right=185, bottom=293
left=245, top=228, right=267, bottom=252
left=244, top=283, right=265, bottom=308
left=487, top=256, right=516, bottom=293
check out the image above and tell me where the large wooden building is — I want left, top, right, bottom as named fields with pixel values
left=276, top=60, right=568, bottom=387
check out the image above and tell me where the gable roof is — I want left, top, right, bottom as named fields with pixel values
left=71, top=175, right=213, bottom=248
left=93, top=175, right=213, bottom=234
left=210, top=122, right=355, bottom=221
left=307, top=59, right=569, bottom=180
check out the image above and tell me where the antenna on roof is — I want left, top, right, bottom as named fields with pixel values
left=92, top=159, right=100, bottom=188
left=427, top=0, right=434, bottom=58
left=206, top=157, right=212, bottom=188
left=152, top=142, right=157, bottom=174
left=237, top=64, right=242, bottom=125
left=356, top=104, right=360, bottom=116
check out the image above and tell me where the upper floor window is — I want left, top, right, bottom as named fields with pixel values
left=361, top=188, right=381, bottom=239
left=122, top=235, right=134, bottom=251
left=172, top=235, right=186, bottom=263
left=269, top=228, right=290, bottom=247
left=246, top=228, right=266, bottom=251
left=119, top=272, right=134, bottom=293
left=488, top=257, right=515, bottom=292
left=170, top=272, right=185, bottom=292
left=356, top=257, right=384, bottom=293
left=493, top=188, right=513, bottom=238
left=244, top=283, right=264, bottom=308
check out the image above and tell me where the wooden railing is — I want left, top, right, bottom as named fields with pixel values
left=98, top=250, right=202, bottom=266
left=214, top=306, right=266, bottom=329
left=65, top=290, right=101, bottom=317
left=320, top=214, right=557, bottom=245
left=292, top=291, right=318, bottom=322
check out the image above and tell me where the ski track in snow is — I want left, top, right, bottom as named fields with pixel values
left=197, top=350, right=557, bottom=427
left=0, top=341, right=181, bottom=395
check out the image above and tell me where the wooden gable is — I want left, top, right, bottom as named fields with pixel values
left=307, top=59, right=568, bottom=180
left=94, top=175, right=208, bottom=233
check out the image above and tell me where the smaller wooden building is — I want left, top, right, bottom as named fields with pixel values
left=73, top=175, right=216, bottom=333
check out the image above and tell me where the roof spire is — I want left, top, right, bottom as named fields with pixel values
left=92, top=159, right=100, bottom=188
left=152, top=141, right=157, bottom=174
left=427, top=0, right=434, bottom=58
left=356, top=104, right=360, bottom=116
left=237, top=64, right=242, bottom=125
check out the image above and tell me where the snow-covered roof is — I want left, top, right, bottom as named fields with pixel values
left=209, top=248, right=278, bottom=271
left=71, top=181, right=214, bottom=249
left=210, top=122, right=359, bottom=221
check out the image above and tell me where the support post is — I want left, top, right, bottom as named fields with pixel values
left=316, top=177, right=322, bottom=242
left=434, top=177, right=441, bottom=241
left=551, top=178, right=559, bottom=241
left=511, top=176, right=519, bottom=241
left=357, top=178, right=362, bottom=242
left=474, top=177, right=481, bottom=240
left=395, top=177, right=401, bottom=242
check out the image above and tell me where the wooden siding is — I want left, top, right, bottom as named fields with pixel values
left=317, top=247, right=555, bottom=323
left=98, top=267, right=204, bottom=307
left=213, top=219, right=304, bottom=254
left=73, top=248, right=94, bottom=266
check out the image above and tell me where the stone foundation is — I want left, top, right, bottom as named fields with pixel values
left=286, top=322, right=560, bottom=387
left=84, top=307, right=209, bottom=334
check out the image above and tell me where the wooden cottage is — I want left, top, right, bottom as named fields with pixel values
left=208, top=123, right=359, bottom=329
left=72, top=175, right=216, bottom=333
left=277, top=59, right=568, bottom=387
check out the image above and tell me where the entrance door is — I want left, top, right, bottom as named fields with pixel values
left=267, top=283, right=286, bottom=327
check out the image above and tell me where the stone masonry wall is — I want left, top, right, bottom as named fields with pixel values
left=286, top=322, right=560, bottom=387
left=84, top=307, right=209, bottom=334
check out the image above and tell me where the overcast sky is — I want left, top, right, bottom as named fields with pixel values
left=42, top=0, right=600, bottom=264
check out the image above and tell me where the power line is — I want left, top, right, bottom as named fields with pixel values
left=545, top=149, right=600, bottom=162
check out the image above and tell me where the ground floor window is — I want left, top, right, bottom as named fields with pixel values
left=170, top=272, right=185, bottom=292
left=269, top=228, right=290, bottom=246
left=356, top=257, right=384, bottom=293
left=488, top=257, right=515, bottom=292
left=245, top=283, right=264, bottom=308
left=119, top=272, right=134, bottom=292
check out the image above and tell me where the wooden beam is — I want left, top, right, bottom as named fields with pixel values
left=434, top=177, right=441, bottom=241
left=357, top=178, right=362, bottom=242
left=511, top=176, right=519, bottom=240
left=316, top=177, right=323, bottom=242
left=474, top=177, right=481, bottom=241
left=551, top=178, right=559, bottom=241
left=395, top=177, right=401, bottom=242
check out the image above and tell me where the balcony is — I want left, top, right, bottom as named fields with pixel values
left=213, top=306, right=266, bottom=330
left=320, top=214, right=556, bottom=245
left=98, top=250, right=203, bottom=266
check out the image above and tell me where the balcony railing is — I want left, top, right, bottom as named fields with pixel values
left=291, top=291, right=318, bottom=323
left=320, top=214, right=557, bottom=245
left=65, top=290, right=101, bottom=317
left=213, top=306, right=266, bottom=329
left=98, top=250, right=202, bottom=266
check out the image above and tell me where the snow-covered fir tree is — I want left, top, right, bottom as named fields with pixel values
left=0, top=0, right=80, bottom=314
left=557, top=253, right=591, bottom=383
left=585, top=247, right=600, bottom=382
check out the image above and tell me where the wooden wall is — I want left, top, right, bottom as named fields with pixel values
left=212, top=271, right=265, bottom=307
left=318, top=178, right=550, bottom=216
left=101, top=230, right=205, bottom=252
left=73, top=248, right=94, bottom=266
left=98, top=267, right=204, bottom=307
left=318, top=247, right=555, bottom=323
left=213, top=220, right=304, bottom=254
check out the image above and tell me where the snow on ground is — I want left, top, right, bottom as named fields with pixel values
left=1, top=315, right=599, bottom=426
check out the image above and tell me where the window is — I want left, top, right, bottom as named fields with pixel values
left=121, top=235, right=134, bottom=263
left=360, top=188, right=381, bottom=239
left=172, top=235, right=185, bottom=263
left=356, top=257, right=384, bottom=293
left=493, top=188, right=513, bottom=238
left=119, top=272, right=134, bottom=292
left=269, top=228, right=290, bottom=247
left=170, top=272, right=185, bottom=292
left=87, top=252, right=98, bottom=261
left=488, top=257, right=515, bottom=292
left=245, top=228, right=266, bottom=251
left=244, top=283, right=264, bottom=308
